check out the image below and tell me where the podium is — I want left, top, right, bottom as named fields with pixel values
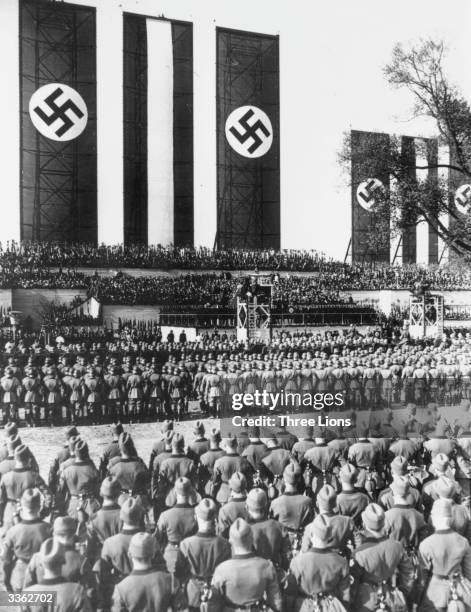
left=236, top=276, right=272, bottom=342
left=408, top=294, right=444, bottom=339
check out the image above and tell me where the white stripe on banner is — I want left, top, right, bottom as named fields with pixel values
left=415, top=139, right=429, bottom=265
left=147, top=19, right=174, bottom=246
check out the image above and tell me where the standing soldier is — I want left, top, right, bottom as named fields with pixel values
left=417, top=498, right=471, bottom=611
left=210, top=518, right=282, bottom=612
left=337, top=464, right=370, bottom=527
left=179, top=498, right=231, bottom=610
left=0, top=444, right=51, bottom=531
left=269, top=463, right=313, bottom=554
left=42, top=367, right=63, bottom=425
left=105, top=366, right=125, bottom=422
left=96, top=498, right=146, bottom=611
left=291, top=425, right=316, bottom=464
left=48, top=427, right=79, bottom=508
left=187, top=421, right=210, bottom=463
left=155, top=477, right=197, bottom=575
left=126, top=366, right=144, bottom=422
left=98, top=423, right=124, bottom=480
left=303, top=431, right=340, bottom=494
left=301, top=485, right=355, bottom=558
left=59, top=440, right=101, bottom=520
left=1, top=488, right=51, bottom=592
left=241, top=426, right=268, bottom=473
left=111, top=532, right=177, bottom=612
left=0, top=367, right=21, bottom=424
left=22, top=366, right=41, bottom=426
left=217, top=472, right=249, bottom=538
left=86, top=477, right=121, bottom=557
left=108, top=433, right=150, bottom=510
left=148, top=420, right=174, bottom=471
left=259, top=437, right=291, bottom=491
left=246, top=488, right=289, bottom=570
left=286, top=514, right=351, bottom=611
left=198, top=428, right=225, bottom=497
left=24, top=516, right=96, bottom=598
left=352, top=503, right=415, bottom=611
left=158, top=433, right=197, bottom=502
left=22, top=539, right=93, bottom=612
left=212, top=436, right=252, bottom=504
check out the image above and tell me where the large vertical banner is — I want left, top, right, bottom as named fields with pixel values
left=123, top=15, right=194, bottom=246
left=401, top=136, right=417, bottom=264
left=427, top=139, right=439, bottom=264
left=351, top=130, right=390, bottom=262
left=216, top=29, right=280, bottom=249
left=20, top=0, right=97, bottom=242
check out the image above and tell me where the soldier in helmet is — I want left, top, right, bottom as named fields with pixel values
left=286, top=514, right=351, bottom=610
left=210, top=518, right=282, bottom=612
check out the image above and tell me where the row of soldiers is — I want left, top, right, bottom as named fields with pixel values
left=2, top=418, right=471, bottom=610
left=1, top=340, right=471, bottom=426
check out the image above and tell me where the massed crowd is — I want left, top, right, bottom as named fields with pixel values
left=2, top=415, right=471, bottom=611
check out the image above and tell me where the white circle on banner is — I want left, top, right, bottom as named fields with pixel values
left=455, top=184, right=471, bottom=215
left=29, top=83, right=88, bottom=142
left=356, top=178, right=385, bottom=212
left=225, top=105, right=273, bottom=158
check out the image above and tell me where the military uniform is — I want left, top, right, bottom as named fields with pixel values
left=112, top=568, right=176, bottom=612
left=156, top=502, right=197, bottom=574
left=23, top=578, right=93, bottom=612
left=1, top=518, right=51, bottom=591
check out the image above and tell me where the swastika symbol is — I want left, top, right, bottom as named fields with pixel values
left=455, top=184, right=471, bottom=215
left=356, top=178, right=385, bottom=212
left=33, top=87, right=83, bottom=137
left=225, top=106, right=273, bottom=158
left=229, top=109, right=271, bottom=154
left=29, top=83, right=88, bottom=142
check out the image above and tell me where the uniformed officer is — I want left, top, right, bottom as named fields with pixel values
left=384, top=477, right=429, bottom=549
left=287, top=514, right=351, bottom=611
left=155, top=477, right=197, bottom=574
left=210, top=518, right=282, bottom=612
left=96, top=498, right=146, bottom=611
left=0, top=443, right=51, bottom=531
left=87, top=477, right=122, bottom=562
left=148, top=420, right=174, bottom=471
left=259, top=437, right=291, bottom=488
left=111, top=532, right=177, bottom=612
left=48, top=426, right=79, bottom=498
left=180, top=498, right=231, bottom=610
left=241, top=427, right=268, bottom=472
left=59, top=440, right=101, bottom=520
left=1, top=488, right=51, bottom=592
left=269, top=463, right=313, bottom=553
left=246, top=487, right=289, bottom=569
left=352, top=503, right=415, bottom=611
left=291, top=425, right=316, bottom=464
left=302, top=484, right=355, bottom=557
left=198, top=428, right=225, bottom=497
left=336, top=463, right=370, bottom=527
left=98, top=423, right=124, bottom=480
left=158, top=434, right=197, bottom=501
left=22, top=538, right=93, bottom=612
left=378, top=456, right=423, bottom=510
left=187, top=421, right=210, bottom=463
left=108, top=433, right=150, bottom=509
left=212, top=436, right=252, bottom=504
left=217, top=472, right=249, bottom=538
left=417, top=498, right=471, bottom=611
left=0, top=421, right=19, bottom=461
left=24, top=515, right=96, bottom=599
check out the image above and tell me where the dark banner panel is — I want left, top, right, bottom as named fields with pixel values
left=123, top=13, right=148, bottom=245
left=20, top=0, right=97, bottom=243
left=172, top=22, right=194, bottom=247
left=216, top=29, right=280, bottom=249
left=401, top=136, right=416, bottom=264
left=351, top=130, right=390, bottom=262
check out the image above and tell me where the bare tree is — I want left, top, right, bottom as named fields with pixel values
left=341, top=39, right=471, bottom=257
